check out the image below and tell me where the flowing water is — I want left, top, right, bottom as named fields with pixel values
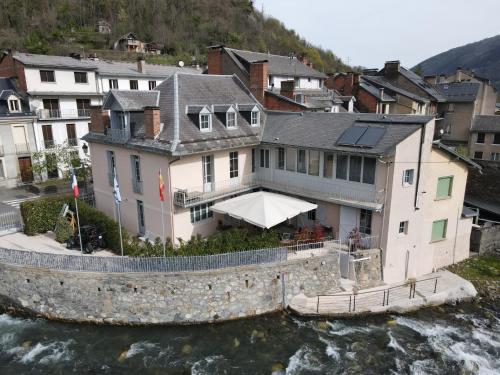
left=0, top=301, right=498, bottom=374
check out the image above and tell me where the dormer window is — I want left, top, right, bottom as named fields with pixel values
left=8, top=98, right=20, bottom=112
left=251, top=109, right=260, bottom=126
left=226, top=107, right=237, bottom=129
left=200, top=113, right=211, bottom=131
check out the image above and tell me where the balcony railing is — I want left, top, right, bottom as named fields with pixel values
left=105, top=127, right=130, bottom=143
left=68, top=138, right=78, bottom=147
left=44, top=139, right=55, bottom=149
left=15, top=143, right=30, bottom=154
left=174, top=174, right=259, bottom=208
left=37, top=109, right=91, bottom=120
left=132, top=179, right=143, bottom=194
left=173, top=173, right=384, bottom=209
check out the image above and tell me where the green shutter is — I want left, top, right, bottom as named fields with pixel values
left=431, top=219, right=447, bottom=241
left=436, top=177, right=453, bottom=199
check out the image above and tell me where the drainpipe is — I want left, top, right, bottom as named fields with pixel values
left=378, top=157, right=391, bottom=282
left=414, top=123, right=426, bottom=209
left=452, top=206, right=460, bottom=264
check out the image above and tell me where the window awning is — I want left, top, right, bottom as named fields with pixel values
left=210, top=191, right=317, bottom=229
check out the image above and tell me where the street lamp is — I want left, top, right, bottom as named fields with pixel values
left=81, top=143, right=89, bottom=198
left=82, top=143, right=88, bottom=156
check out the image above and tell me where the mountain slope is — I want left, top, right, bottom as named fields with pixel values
left=414, top=35, right=500, bottom=90
left=0, top=0, right=348, bottom=73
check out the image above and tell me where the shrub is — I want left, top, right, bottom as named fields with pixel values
left=54, top=216, right=73, bottom=243
left=20, top=196, right=70, bottom=235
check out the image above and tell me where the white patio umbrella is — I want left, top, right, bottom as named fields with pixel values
left=210, top=191, right=317, bottom=229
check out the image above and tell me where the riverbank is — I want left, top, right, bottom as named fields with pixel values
left=447, top=255, right=500, bottom=301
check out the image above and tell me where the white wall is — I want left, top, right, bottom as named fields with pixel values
left=268, top=75, right=323, bottom=90
left=99, top=76, right=164, bottom=92
left=24, top=67, right=98, bottom=93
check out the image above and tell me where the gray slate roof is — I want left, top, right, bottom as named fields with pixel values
left=89, top=59, right=200, bottom=78
left=104, top=90, right=160, bottom=111
left=225, top=48, right=327, bottom=79
left=262, top=112, right=433, bottom=156
left=435, top=82, right=480, bottom=102
left=359, top=79, right=396, bottom=102
left=0, top=78, right=34, bottom=117
left=470, top=115, right=500, bottom=133
left=12, top=52, right=97, bottom=70
left=362, top=76, right=428, bottom=103
left=398, top=67, right=447, bottom=102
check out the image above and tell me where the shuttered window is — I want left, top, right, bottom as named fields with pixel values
left=431, top=219, right=447, bottom=242
left=436, top=176, right=453, bottom=199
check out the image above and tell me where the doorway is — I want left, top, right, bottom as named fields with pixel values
left=339, top=206, right=358, bottom=241
left=18, top=157, right=33, bottom=182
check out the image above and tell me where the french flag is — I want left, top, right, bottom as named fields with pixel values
left=71, top=169, right=79, bottom=198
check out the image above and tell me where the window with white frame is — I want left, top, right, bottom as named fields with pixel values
left=323, top=152, right=334, bottom=178
left=8, top=98, right=20, bottom=112
left=403, top=169, right=414, bottom=186
left=148, top=80, right=157, bottom=90
left=297, top=149, right=307, bottom=173
left=199, top=113, right=211, bottom=132
left=399, top=221, right=408, bottom=235
left=251, top=110, right=260, bottom=126
left=359, top=209, right=372, bottom=235
left=229, top=151, right=239, bottom=178
left=190, top=202, right=214, bottom=223
left=276, top=148, right=285, bottom=170
left=109, top=79, right=118, bottom=89
left=40, top=70, right=55, bottom=82
left=308, top=150, right=320, bottom=176
left=260, top=149, right=270, bottom=168
left=226, top=110, right=237, bottom=128
left=74, top=72, right=88, bottom=84
left=286, top=148, right=296, bottom=172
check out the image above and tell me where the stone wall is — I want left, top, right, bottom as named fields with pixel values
left=352, top=249, right=383, bottom=288
left=0, top=253, right=341, bottom=325
left=471, top=224, right=500, bottom=255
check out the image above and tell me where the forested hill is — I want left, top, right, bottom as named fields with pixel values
left=414, top=35, right=500, bottom=91
left=0, top=0, right=349, bottom=73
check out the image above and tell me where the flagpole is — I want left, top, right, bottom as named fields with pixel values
left=113, top=167, right=124, bottom=257
left=117, top=201, right=124, bottom=257
left=160, top=168, right=166, bottom=257
left=74, top=196, right=83, bottom=254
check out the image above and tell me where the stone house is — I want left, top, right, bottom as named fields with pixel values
left=469, top=115, right=500, bottom=162
left=85, top=72, right=479, bottom=284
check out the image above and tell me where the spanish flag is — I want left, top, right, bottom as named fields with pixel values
left=159, top=169, right=165, bottom=201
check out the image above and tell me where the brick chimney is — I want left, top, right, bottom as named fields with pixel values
left=362, top=68, right=378, bottom=76
left=384, top=60, right=401, bottom=78
left=249, top=60, right=268, bottom=104
left=89, top=106, right=109, bottom=134
left=137, top=56, right=146, bottom=73
left=207, top=45, right=224, bottom=75
left=280, top=80, right=295, bottom=100
left=144, top=106, right=161, bottom=139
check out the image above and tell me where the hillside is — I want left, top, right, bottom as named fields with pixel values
left=414, top=35, right=500, bottom=91
left=0, top=0, right=348, bottom=73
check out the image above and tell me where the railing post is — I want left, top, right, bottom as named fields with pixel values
left=353, top=294, right=356, bottom=312
left=349, top=295, right=352, bottom=313
left=409, top=283, right=412, bottom=299
left=434, top=278, right=438, bottom=294
left=412, top=283, right=416, bottom=299
left=382, top=290, right=386, bottom=306
left=316, top=296, right=320, bottom=313
left=386, top=289, right=390, bottom=306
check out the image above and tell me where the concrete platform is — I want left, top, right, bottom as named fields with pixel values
left=289, top=270, right=477, bottom=317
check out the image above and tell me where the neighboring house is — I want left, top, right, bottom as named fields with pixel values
left=469, top=115, right=500, bottom=162
left=85, top=73, right=478, bottom=284
left=96, top=20, right=111, bottom=35
left=113, top=32, right=145, bottom=53
left=0, top=51, right=200, bottom=181
left=207, top=45, right=338, bottom=111
left=0, top=78, right=37, bottom=187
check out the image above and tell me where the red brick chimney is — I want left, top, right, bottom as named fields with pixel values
left=207, top=45, right=223, bottom=75
left=144, top=106, right=161, bottom=139
left=89, top=106, right=109, bottom=134
left=280, top=80, right=295, bottom=100
left=249, top=60, right=268, bottom=104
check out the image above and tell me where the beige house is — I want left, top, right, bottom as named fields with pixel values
left=469, top=115, right=500, bottom=162
left=85, top=73, right=479, bottom=284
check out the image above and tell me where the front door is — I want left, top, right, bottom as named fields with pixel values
left=202, top=155, right=213, bottom=192
left=18, top=157, right=33, bottom=182
left=339, top=206, right=358, bottom=241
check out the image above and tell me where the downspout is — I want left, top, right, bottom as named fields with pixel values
left=452, top=206, right=460, bottom=264
left=414, top=123, right=426, bottom=209
left=379, top=157, right=391, bottom=281
left=167, top=156, right=180, bottom=246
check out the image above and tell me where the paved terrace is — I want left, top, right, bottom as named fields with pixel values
left=289, top=270, right=477, bottom=317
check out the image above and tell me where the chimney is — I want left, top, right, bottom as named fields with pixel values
left=207, top=45, right=224, bottom=75
left=280, top=80, right=295, bottom=100
left=144, top=106, right=161, bottom=139
left=456, top=68, right=463, bottom=82
left=137, top=56, right=146, bottom=73
left=362, top=68, right=378, bottom=76
left=384, top=60, right=400, bottom=78
left=249, top=60, right=268, bottom=104
left=89, top=106, right=109, bottom=134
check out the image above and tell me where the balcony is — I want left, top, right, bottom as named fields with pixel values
left=132, top=179, right=143, bottom=194
left=105, top=127, right=130, bottom=143
left=37, top=109, right=91, bottom=120
left=15, top=143, right=30, bottom=155
left=173, top=172, right=384, bottom=210
left=68, top=138, right=78, bottom=147
left=43, top=139, right=55, bottom=149
left=174, top=174, right=259, bottom=208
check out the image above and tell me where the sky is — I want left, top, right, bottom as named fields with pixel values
left=253, top=0, right=500, bottom=69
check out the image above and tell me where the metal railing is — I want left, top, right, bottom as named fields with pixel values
left=0, top=246, right=288, bottom=273
left=15, top=143, right=30, bottom=154
left=174, top=174, right=258, bottom=208
left=106, top=127, right=130, bottom=143
left=0, top=211, right=23, bottom=233
left=132, top=179, right=143, bottom=194
left=37, top=109, right=91, bottom=120
left=68, top=138, right=78, bottom=147
left=44, top=139, right=55, bottom=149
left=316, top=276, right=440, bottom=314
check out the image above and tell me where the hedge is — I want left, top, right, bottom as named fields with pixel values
left=20, top=197, right=281, bottom=257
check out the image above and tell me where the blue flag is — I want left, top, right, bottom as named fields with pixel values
left=113, top=170, right=122, bottom=204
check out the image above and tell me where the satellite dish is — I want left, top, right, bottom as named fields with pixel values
left=178, top=60, right=185, bottom=67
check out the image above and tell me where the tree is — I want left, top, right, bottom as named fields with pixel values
left=31, top=142, right=81, bottom=181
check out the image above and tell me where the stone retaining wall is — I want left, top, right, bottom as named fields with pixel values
left=0, top=253, right=341, bottom=325
left=353, top=248, right=383, bottom=288
left=471, top=224, right=500, bottom=255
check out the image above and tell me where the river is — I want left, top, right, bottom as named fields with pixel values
left=0, top=301, right=498, bottom=374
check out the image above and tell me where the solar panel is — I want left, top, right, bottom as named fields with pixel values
left=356, top=127, right=386, bottom=147
left=337, top=126, right=367, bottom=146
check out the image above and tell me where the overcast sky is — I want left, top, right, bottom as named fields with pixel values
left=253, top=0, right=500, bottom=69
